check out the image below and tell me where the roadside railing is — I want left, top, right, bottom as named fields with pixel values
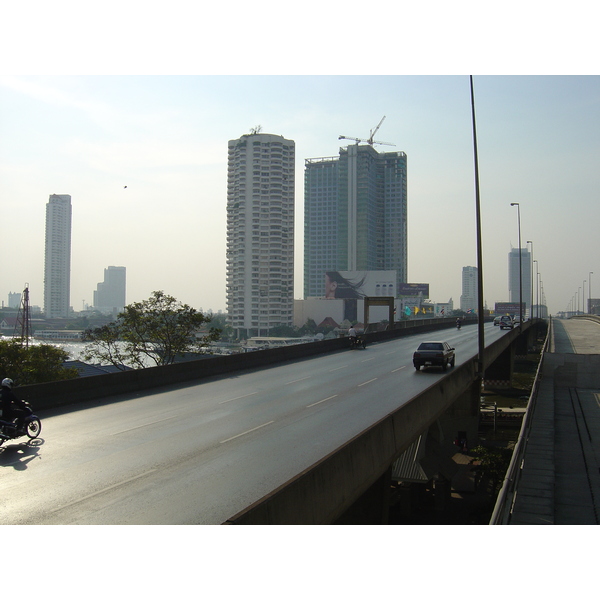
left=489, top=318, right=552, bottom=524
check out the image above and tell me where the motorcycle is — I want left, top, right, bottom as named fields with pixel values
left=349, top=335, right=366, bottom=350
left=456, top=321, right=461, bottom=330
left=0, top=402, right=42, bottom=446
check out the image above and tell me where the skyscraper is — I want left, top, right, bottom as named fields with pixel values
left=508, top=247, right=531, bottom=315
left=304, top=144, right=407, bottom=298
left=226, top=132, right=295, bottom=338
left=93, top=266, right=126, bottom=315
left=44, top=194, right=72, bottom=318
left=460, top=266, right=478, bottom=313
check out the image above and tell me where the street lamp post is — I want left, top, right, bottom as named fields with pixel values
left=583, top=280, right=587, bottom=314
left=511, top=203, right=523, bottom=327
left=590, top=272, right=594, bottom=313
left=527, top=240, right=533, bottom=320
left=470, top=76, right=485, bottom=385
left=533, top=259, right=538, bottom=319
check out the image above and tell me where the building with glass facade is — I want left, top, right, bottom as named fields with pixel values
left=304, top=144, right=407, bottom=298
left=226, top=133, right=295, bottom=338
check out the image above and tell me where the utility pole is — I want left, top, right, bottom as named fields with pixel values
left=13, top=284, right=32, bottom=348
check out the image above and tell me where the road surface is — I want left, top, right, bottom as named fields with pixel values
left=0, top=323, right=504, bottom=524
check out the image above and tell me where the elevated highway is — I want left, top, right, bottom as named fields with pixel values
left=0, top=319, right=537, bottom=524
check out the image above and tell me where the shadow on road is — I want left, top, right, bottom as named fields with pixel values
left=0, top=438, right=44, bottom=470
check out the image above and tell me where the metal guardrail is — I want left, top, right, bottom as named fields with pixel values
left=571, top=314, right=600, bottom=325
left=489, top=318, right=552, bottom=524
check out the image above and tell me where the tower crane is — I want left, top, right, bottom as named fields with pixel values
left=339, top=115, right=395, bottom=147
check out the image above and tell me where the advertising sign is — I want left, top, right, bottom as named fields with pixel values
left=495, top=302, right=524, bottom=315
left=397, top=283, right=430, bottom=298
left=324, top=271, right=396, bottom=299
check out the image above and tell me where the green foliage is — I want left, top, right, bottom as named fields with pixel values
left=82, top=291, right=221, bottom=369
left=470, top=444, right=513, bottom=494
left=0, top=339, right=78, bottom=385
left=298, top=318, right=318, bottom=336
left=208, top=313, right=235, bottom=342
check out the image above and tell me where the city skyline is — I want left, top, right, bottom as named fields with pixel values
left=1, top=75, right=599, bottom=316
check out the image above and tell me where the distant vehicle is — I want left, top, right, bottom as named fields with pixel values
left=413, top=341, right=455, bottom=371
left=493, top=316, right=502, bottom=326
left=499, top=315, right=514, bottom=330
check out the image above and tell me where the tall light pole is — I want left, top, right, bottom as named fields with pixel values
left=583, top=280, right=587, bottom=314
left=470, top=76, right=485, bottom=385
left=511, top=202, right=523, bottom=327
left=590, top=272, right=594, bottom=313
left=527, top=240, right=533, bottom=320
left=533, top=259, right=538, bottom=319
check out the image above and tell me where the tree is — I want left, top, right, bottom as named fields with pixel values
left=82, top=291, right=221, bottom=369
left=470, top=444, right=513, bottom=495
left=0, top=339, right=78, bottom=385
left=298, top=318, right=318, bottom=336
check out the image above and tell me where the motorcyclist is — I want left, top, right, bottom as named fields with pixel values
left=0, top=378, right=29, bottom=433
left=348, top=325, right=358, bottom=346
left=456, top=318, right=461, bottom=329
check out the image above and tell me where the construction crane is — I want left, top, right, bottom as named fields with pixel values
left=339, top=116, right=395, bottom=147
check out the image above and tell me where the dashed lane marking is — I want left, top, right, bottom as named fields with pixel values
left=220, top=421, right=275, bottom=444
left=358, top=378, right=378, bottom=387
left=307, top=395, right=338, bottom=408
left=285, top=376, right=311, bottom=385
left=219, top=391, right=258, bottom=404
left=50, top=469, right=157, bottom=513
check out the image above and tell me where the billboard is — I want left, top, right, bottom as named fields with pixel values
left=324, top=271, right=396, bottom=299
left=398, top=283, right=430, bottom=298
left=495, top=302, right=524, bottom=315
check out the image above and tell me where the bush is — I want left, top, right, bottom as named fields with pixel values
left=0, top=339, right=78, bottom=385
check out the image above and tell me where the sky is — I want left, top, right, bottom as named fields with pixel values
left=1, top=5, right=598, bottom=319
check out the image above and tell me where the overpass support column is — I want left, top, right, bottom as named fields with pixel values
left=484, top=344, right=514, bottom=388
left=437, top=379, right=481, bottom=455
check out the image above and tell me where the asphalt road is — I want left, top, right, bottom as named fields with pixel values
left=0, top=322, right=504, bottom=524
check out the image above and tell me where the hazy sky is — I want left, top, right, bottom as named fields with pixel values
left=1, top=8, right=598, bottom=317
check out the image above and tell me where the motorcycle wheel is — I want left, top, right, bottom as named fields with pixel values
left=26, top=418, right=42, bottom=439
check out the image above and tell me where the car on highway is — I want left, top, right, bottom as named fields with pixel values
left=413, top=341, right=455, bottom=371
left=493, top=316, right=502, bottom=326
left=499, top=315, right=514, bottom=330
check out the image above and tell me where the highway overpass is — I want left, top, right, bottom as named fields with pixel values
left=1, top=318, right=539, bottom=524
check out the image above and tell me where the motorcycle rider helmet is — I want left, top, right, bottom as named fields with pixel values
left=1, top=378, right=13, bottom=389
